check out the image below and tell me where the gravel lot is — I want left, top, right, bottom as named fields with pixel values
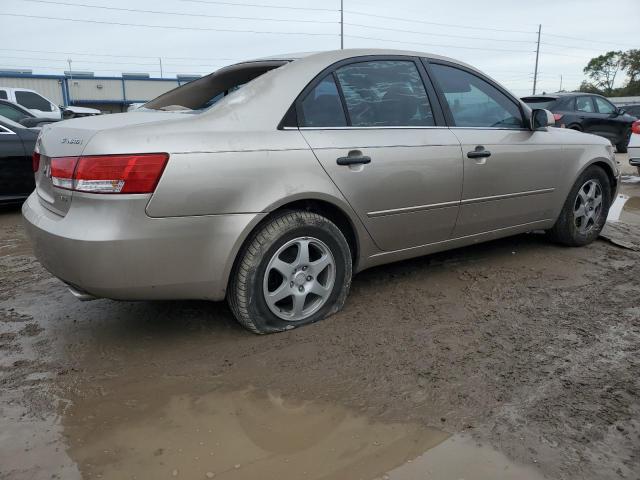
left=1, top=155, right=639, bottom=480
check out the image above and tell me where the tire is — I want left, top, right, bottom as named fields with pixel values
left=228, top=210, right=352, bottom=334
left=547, top=165, right=611, bottom=247
left=568, top=124, right=582, bottom=132
left=616, top=130, right=630, bottom=153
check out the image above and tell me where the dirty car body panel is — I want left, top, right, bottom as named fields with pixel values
left=22, top=49, right=619, bottom=308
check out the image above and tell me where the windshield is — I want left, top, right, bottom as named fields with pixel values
left=144, top=60, right=288, bottom=111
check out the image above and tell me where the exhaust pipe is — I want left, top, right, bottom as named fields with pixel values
left=65, top=283, right=98, bottom=301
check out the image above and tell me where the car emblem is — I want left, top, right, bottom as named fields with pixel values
left=61, top=137, right=82, bottom=145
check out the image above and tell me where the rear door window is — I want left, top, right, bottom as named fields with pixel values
left=430, top=63, right=523, bottom=129
left=575, top=96, right=595, bottom=113
left=593, top=97, right=616, bottom=114
left=0, top=90, right=7, bottom=100
left=299, top=74, right=347, bottom=127
left=15, top=91, right=53, bottom=111
left=334, top=60, right=435, bottom=127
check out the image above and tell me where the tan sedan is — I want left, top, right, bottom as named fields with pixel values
left=23, top=49, right=619, bottom=333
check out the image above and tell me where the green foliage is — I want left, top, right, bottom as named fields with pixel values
left=620, top=49, right=640, bottom=84
left=580, top=49, right=640, bottom=97
left=583, top=51, right=623, bottom=94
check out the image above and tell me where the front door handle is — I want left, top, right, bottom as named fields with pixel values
left=467, top=146, right=492, bottom=159
left=337, top=150, right=372, bottom=166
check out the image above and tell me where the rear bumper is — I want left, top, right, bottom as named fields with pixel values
left=22, top=192, right=264, bottom=301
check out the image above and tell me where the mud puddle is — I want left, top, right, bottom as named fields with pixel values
left=63, top=387, right=544, bottom=480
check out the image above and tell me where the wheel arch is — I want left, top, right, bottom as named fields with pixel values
left=223, top=194, right=368, bottom=299
left=580, top=158, right=618, bottom=194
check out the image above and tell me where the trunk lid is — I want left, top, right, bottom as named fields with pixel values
left=35, top=111, right=189, bottom=216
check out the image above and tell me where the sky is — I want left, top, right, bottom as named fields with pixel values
left=0, top=0, right=637, bottom=96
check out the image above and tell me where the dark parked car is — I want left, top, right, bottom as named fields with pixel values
left=620, top=104, right=640, bottom=118
left=522, top=92, right=637, bottom=153
left=0, top=115, right=38, bottom=204
left=0, top=99, right=59, bottom=128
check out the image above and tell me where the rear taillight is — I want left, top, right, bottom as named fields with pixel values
left=553, top=113, right=563, bottom=122
left=32, top=152, right=40, bottom=172
left=632, top=120, right=640, bottom=135
left=50, top=153, right=168, bottom=194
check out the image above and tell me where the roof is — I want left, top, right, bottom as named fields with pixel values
left=240, top=48, right=477, bottom=71
left=522, top=92, right=601, bottom=99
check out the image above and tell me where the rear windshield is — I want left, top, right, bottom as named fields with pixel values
left=144, top=60, right=288, bottom=112
left=521, top=97, right=557, bottom=109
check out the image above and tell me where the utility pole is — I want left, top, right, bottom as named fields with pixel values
left=67, top=58, right=73, bottom=105
left=340, top=0, right=344, bottom=49
left=559, top=74, right=563, bottom=92
left=159, top=57, right=163, bottom=78
left=532, top=23, right=541, bottom=95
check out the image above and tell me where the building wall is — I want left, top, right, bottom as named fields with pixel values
left=0, top=74, right=188, bottom=112
left=609, top=96, right=640, bottom=106
left=0, top=77, right=64, bottom=104
left=69, top=78, right=123, bottom=102
left=124, top=79, right=177, bottom=101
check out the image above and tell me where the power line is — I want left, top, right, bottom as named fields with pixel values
left=345, top=34, right=534, bottom=53
left=177, top=0, right=338, bottom=12
left=541, top=41, right=619, bottom=52
left=543, top=32, right=635, bottom=49
left=345, top=22, right=536, bottom=44
left=18, top=0, right=338, bottom=24
left=344, top=10, right=536, bottom=34
left=0, top=13, right=338, bottom=36
left=0, top=47, right=237, bottom=61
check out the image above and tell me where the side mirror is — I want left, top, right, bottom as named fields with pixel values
left=532, top=109, right=555, bottom=130
left=617, top=108, right=626, bottom=116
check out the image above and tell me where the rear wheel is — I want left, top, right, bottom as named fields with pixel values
left=228, top=210, right=352, bottom=334
left=547, top=165, right=611, bottom=246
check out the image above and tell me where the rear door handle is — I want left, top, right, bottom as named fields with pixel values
left=467, top=146, right=491, bottom=159
left=337, top=150, right=371, bottom=166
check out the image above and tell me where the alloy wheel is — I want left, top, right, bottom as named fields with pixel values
left=263, top=237, right=336, bottom=321
left=573, top=179, right=603, bottom=234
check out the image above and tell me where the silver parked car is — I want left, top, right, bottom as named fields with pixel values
left=23, top=49, right=619, bottom=334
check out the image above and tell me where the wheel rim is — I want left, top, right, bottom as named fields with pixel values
left=573, top=179, right=603, bottom=234
left=262, top=237, right=336, bottom=322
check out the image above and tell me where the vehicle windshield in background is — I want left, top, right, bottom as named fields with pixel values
left=143, top=60, right=289, bottom=112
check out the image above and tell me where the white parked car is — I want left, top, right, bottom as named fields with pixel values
left=629, top=120, right=640, bottom=175
left=0, top=87, right=100, bottom=119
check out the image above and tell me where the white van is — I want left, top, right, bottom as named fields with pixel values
left=0, top=87, right=100, bottom=119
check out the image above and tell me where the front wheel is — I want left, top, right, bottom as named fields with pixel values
left=547, top=165, right=611, bottom=246
left=228, top=210, right=352, bottom=334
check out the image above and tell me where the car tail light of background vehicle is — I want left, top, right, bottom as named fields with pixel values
left=632, top=120, right=640, bottom=135
left=49, top=153, right=169, bottom=194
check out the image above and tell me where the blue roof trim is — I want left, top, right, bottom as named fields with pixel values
left=0, top=73, right=179, bottom=82
left=70, top=99, right=151, bottom=105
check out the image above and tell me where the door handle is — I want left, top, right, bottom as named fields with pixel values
left=337, top=150, right=371, bottom=166
left=467, top=146, right=491, bottom=159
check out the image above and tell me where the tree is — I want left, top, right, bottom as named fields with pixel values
left=578, top=81, right=602, bottom=94
left=621, top=49, right=640, bottom=84
left=583, top=51, right=623, bottom=95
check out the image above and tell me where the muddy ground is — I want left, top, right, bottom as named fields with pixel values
left=1, top=156, right=639, bottom=480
